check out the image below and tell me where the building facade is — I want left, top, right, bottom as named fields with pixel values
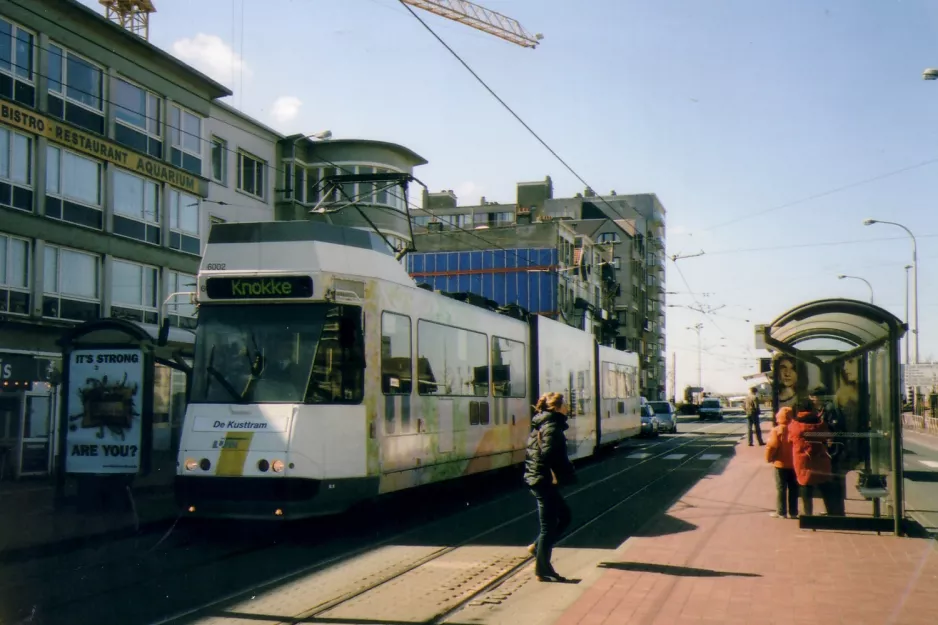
left=409, top=179, right=667, bottom=399
left=408, top=221, right=618, bottom=343
left=0, top=0, right=281, bottom=480
left=275, top=136, right=426, bottom=254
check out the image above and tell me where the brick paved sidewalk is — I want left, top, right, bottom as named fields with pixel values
left=555, top=444, right=938, bottom=625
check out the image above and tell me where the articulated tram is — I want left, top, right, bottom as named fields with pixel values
left=175, top=221, right=642, bottom=519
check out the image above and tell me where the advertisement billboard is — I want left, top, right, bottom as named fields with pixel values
left=64, top=348, right=145, bottom=474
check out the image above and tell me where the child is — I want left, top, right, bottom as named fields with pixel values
left=765, top=406, right=798, bottom=518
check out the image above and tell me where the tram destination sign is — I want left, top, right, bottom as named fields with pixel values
left=205, top=276, right=314, bottom=300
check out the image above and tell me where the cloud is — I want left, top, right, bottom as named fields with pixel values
left=171, top=34, right=251, bottom=86
left=270, top=96, right=303, bottom=125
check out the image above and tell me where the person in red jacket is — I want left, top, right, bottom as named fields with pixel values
left=787, top=396, right=837, bottom=516
left=765, top=407, right=798, bottom=518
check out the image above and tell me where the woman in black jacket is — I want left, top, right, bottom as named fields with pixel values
left=523, top=392, right=576, bottom=582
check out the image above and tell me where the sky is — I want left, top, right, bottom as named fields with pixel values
left=80, top=0, right=938, bottom=394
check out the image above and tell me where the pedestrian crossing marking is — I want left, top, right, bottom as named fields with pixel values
left=699, top=453, right=721, bottom=460
left=663, top=454, right=687, bottom=460
left=626, top=452, right=651, bottom=459
left=919, top=460, right=938, bottom=469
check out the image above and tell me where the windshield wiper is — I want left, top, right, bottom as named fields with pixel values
left=238, top=331, right=266, bottom=401
left=206, top=345, right=243, bottom=403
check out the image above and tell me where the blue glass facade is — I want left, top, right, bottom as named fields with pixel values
left=407, top=248, right=558, bottom=315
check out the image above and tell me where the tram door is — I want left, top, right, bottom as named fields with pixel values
left=18, top=391, right=53, bottom=477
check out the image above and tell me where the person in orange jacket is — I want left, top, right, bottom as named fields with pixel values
left=766, top=406, right=798, bottom=518
left=786, top=396, right=836, bottom=516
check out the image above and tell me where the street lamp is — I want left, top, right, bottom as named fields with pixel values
left=837, top=274, right=874, bottom=304
left=923, top=68, right=938, bottom=80
left=863, top=218, right=918, bottom=363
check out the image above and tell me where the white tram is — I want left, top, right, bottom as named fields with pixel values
left=175, top=221, right=642, bottom=519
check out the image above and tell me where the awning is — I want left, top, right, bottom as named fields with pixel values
left=765, top=298, right=906, bottom=349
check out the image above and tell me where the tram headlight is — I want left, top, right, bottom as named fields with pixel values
left=257, top=459, right=269, bottom=472
left=184, top=458, right=198, bottom=471
left=272, top=459, right=285, bottom=473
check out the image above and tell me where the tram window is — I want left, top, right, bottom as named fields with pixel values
left=417, top=320, right=488, bottom=396
left=616, top=366, right=628, bottom=399
left=602, top=362, right=616, bottom=399
left=189, top=303, right=364, bottom=405
left=381, top=312, right=412, bottom=395
left=304, top=305, right=365, bottom=404
left=491, top=336, right=526, bottom=398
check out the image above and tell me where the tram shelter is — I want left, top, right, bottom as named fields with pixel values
left=761, top=298, right=908, bottom=536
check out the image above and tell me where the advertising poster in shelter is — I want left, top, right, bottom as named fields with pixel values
left=65, top=348, right=144, bottom=474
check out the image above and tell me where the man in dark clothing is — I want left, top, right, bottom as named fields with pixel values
left=745, top=386, right=765, bottom=446
left=523, top=393, right=576, bottom=582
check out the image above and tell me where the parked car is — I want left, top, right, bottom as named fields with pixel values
left=648, top=401, right=677, bottom=433
left=640, top=402, right=660, bottom=437
left=698, top=398, right=724, bottom=421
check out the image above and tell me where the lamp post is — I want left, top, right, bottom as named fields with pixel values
left=863, top=219, right=918, bottom=363
left=837, top=274, right=874, bottom=304
left=905, top=264, right=912, bottom=365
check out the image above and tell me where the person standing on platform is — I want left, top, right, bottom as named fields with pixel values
left=523, top=392, right=577, bottom=583
left=745, top=386, right=765, bottom=446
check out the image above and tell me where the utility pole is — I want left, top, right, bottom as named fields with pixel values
left=670, top=352, right=677, bottom=404
left=687, top=323, right=704, bottom=389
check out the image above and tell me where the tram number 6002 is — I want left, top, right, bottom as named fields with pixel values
left=212, top=439, right=240, bottom=449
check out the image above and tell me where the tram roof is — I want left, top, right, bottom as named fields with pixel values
left=765, top=298, right=907, bottom=348
left=206, top=221, right=394, bottom=256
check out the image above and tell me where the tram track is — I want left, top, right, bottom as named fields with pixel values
left=148, top=418, right=743, bottom=625
left=0, top=418, right=743, bottom=625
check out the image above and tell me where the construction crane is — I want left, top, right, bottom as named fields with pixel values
left=99, top=0, right=156, bottom=40
left=100, top=0, right=541, bottom=49
left=400, top=0, right=542, bottom=48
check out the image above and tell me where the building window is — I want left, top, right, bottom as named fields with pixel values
left=381, top=312, right=412, bottom=397
left=0, top=234, right=29, bottom=315
left=237, top=151, right=265, bottom=199
left=169, top=104, right=202, bottom=176
left=294, top=165, right=306, bottom=203
left=210, top=137, right=226, bottom=184
left=168, top=271, right=197, bottom=329
left=416, top=320, right=488, bottom=397
left=491, top=336, right=525, bottom=398
left=113, top=77, right=162, bottom=158
left=45, top=146, right=102, bottom=229
left=413, top=215, right=430, bottom=228
left=113, top=169, right=160, bottom=245
left=111, top=258, right=158, bottom=325
left=597, top=232, right=621, bottom=245
left=168, top=188, right=200, bottom=255
left=43, top=245, right=100, bottom=321
left=0, top=18, right=35, bottom=106
left=612, top=257, right=621, bottom=270
left=47, top=44, right=104, bottom=134
left=0, top=126, right=33, bottom=212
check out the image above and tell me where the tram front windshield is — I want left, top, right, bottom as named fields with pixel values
left=189, top=303, right=364, bottom=405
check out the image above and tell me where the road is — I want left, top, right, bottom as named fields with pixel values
left=0, top=416, right=746, bottom=625
left=903, top=430, right=938, bottom=537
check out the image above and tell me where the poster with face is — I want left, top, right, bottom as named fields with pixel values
left=65, top=348, right=144, bottom=474
left=771, top=353, right=823, bottom=413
